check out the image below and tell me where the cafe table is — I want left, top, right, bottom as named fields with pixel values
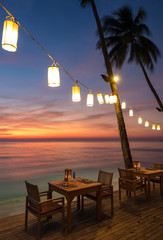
left=132, top=168, right=163, bottom=200
left=48, top=177, right=102, bottom=233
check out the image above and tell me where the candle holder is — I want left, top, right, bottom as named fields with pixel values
left=64, top=168, right=72, bottom=181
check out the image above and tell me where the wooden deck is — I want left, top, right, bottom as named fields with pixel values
left=0, top=186, right=163, bottom=240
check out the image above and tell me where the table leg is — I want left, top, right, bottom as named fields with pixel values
left=67, top=197, right=72, bottom=233
left=77, top=195, right=80, bottom=210
left=147, top=177, right=150, bottom=201
left=96, top=186, right=102, bottom=222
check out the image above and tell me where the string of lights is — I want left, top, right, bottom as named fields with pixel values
left=0, top=1, right=161, bottom=131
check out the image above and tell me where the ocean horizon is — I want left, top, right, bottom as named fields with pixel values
left=0, top=139, right=163, bottom=219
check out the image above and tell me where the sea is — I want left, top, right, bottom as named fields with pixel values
left=0, top=140, right=163, bottom=219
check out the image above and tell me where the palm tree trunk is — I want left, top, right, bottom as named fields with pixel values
left=136, top=55, right=163, bottom=112
left=90, top=0, right=133, bottom=168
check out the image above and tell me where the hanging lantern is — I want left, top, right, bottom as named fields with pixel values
left=87, top=91, right=94, bottom=106
left=129, top=109, right=133, bottom=117
left=64, top=169, right=72, bottom=181
left=105, top=95, right=110, bottom=104
left=152, top=124, right=156, bottom=130
left=121, top=101, right=126, bottom=109
left=157, top=124, right=160, bottom=130
left=2, top=17, right=19, bottom=52
left=97, top=93, right=104, bottom=104
left=72, top=82, right=81, bottom=102
left=145, top=120, right=149, bottom=127
left=110, top=95, right=116, bottom=104
left=138, top=116, right=142, bottom=124
left=48, top=65, right=60, bottom=87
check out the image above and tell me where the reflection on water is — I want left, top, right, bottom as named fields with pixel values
left=0, top=140, right=162, bottom=218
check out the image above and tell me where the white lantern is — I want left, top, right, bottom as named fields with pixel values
left=145, top=121, right=149, bottom=127
left=87, top=92, right=94, bottom=106
left=72, top=83, right=81, bottom=102
left=138, top=116, right=142, bottom=124
left=48, top=65, right=60, bottom=87
left=2, top=17, right=19, bottom=52
left=121, top=101, right=126, bottom=109
left=157, top=124, right=160, bottom=130
left=129, top=109, right=133, bottom=117
left=152, top=124, right=156, bottom=130
left=105, top=95, right=110, bottom=104
left=110, top=95, right=117, bottom=104
left=97, top=93, right=104, bottom=104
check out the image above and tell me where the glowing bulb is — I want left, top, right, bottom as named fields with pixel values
left=2, top=17, right=19, bottom=52
left=129, top=109, right=133, bottom=117
left=138, top=116, right=142, bottom=124
left=105, top=95, right=110, bottom=104
left=87, top=92, right=94, bottom=106
left=152, top=124, right=156, bottom=130
left=97, top=93, right=104, bottom=104
left=48, top=65, right=60, bottom=87
left=72, top=83, right=81, bottom=102
left=157, top=125, right=160, bottom=130
left=145, top=121, right=149, bottom=127
left=121, top=101, right=126, bottom=109
left=113, top=76, right=119, bottom=82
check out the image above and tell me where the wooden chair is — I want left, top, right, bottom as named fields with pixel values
left=81, top=170, right=114, bottom=215
left=25, top=181, right=64, bottom=239
left=150, top=163, right=163, bottom=195
left=118, top=168, right=147, bottom=204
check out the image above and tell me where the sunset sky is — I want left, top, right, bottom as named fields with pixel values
left=0, top=0, right=162, bottom=140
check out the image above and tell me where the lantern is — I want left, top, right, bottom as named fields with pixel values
left=121, top=101, right=126, bottom=109
left=87, top=91, right=94, bottom=106
left=145, top=121, right=149, bottom=127
left=129, top=109, right=133, bottom=117
left=157, top=124, right=160, bottom=130
left=48, top=65, right=60, bottom=87
left=72, top=83, right=81, bottom=102
left=64, top=169, right=72, bottom=181
left=2, top=17, right=19, bottom=52
left=138, top=116, right=142, bottom=124
left=133, top=161, right=140, bottom=170
left=152, top=124, right=156, bottom=130
left=105, top=95, right=110, bottom=104
left=97, top=93, right=104, bottom=104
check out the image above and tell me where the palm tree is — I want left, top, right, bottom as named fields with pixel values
left=80, top=0, right=133, bottom=168
left=101, top=6, right=163, bottom=112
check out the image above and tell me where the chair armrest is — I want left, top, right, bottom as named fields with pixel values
left=119, top=177, right=140, bottom=184
left=39, top=191, right=49, bottom=197
left=39, top=197, right=64, bottom=206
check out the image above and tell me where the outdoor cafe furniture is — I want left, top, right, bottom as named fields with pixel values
left=81, top=170, right=114, bottom=215
left=48, top=178, right=102, bottom=233
left=131, top=167, right=163, bottom=200
left=118, top=168, right=147, bottom=204
left=25, top=181, right=65, bottom=240
left=150, top=163, right=163, bottom=195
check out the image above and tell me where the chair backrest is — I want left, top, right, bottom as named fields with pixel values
left=98, top=170, right=113, bottom=186
left=153, top=163, right=163, bottom=170
left=25, top=181, right=40, bottom=202
left=118, top=168, right=136, bottom=180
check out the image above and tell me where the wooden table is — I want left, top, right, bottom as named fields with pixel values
left=48, top=178, right=102, bottom=233
left=132, top=168, right=163, bottom=200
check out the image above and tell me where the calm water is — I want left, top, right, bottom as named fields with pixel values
left=0, top=140, right=163, bottom=218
